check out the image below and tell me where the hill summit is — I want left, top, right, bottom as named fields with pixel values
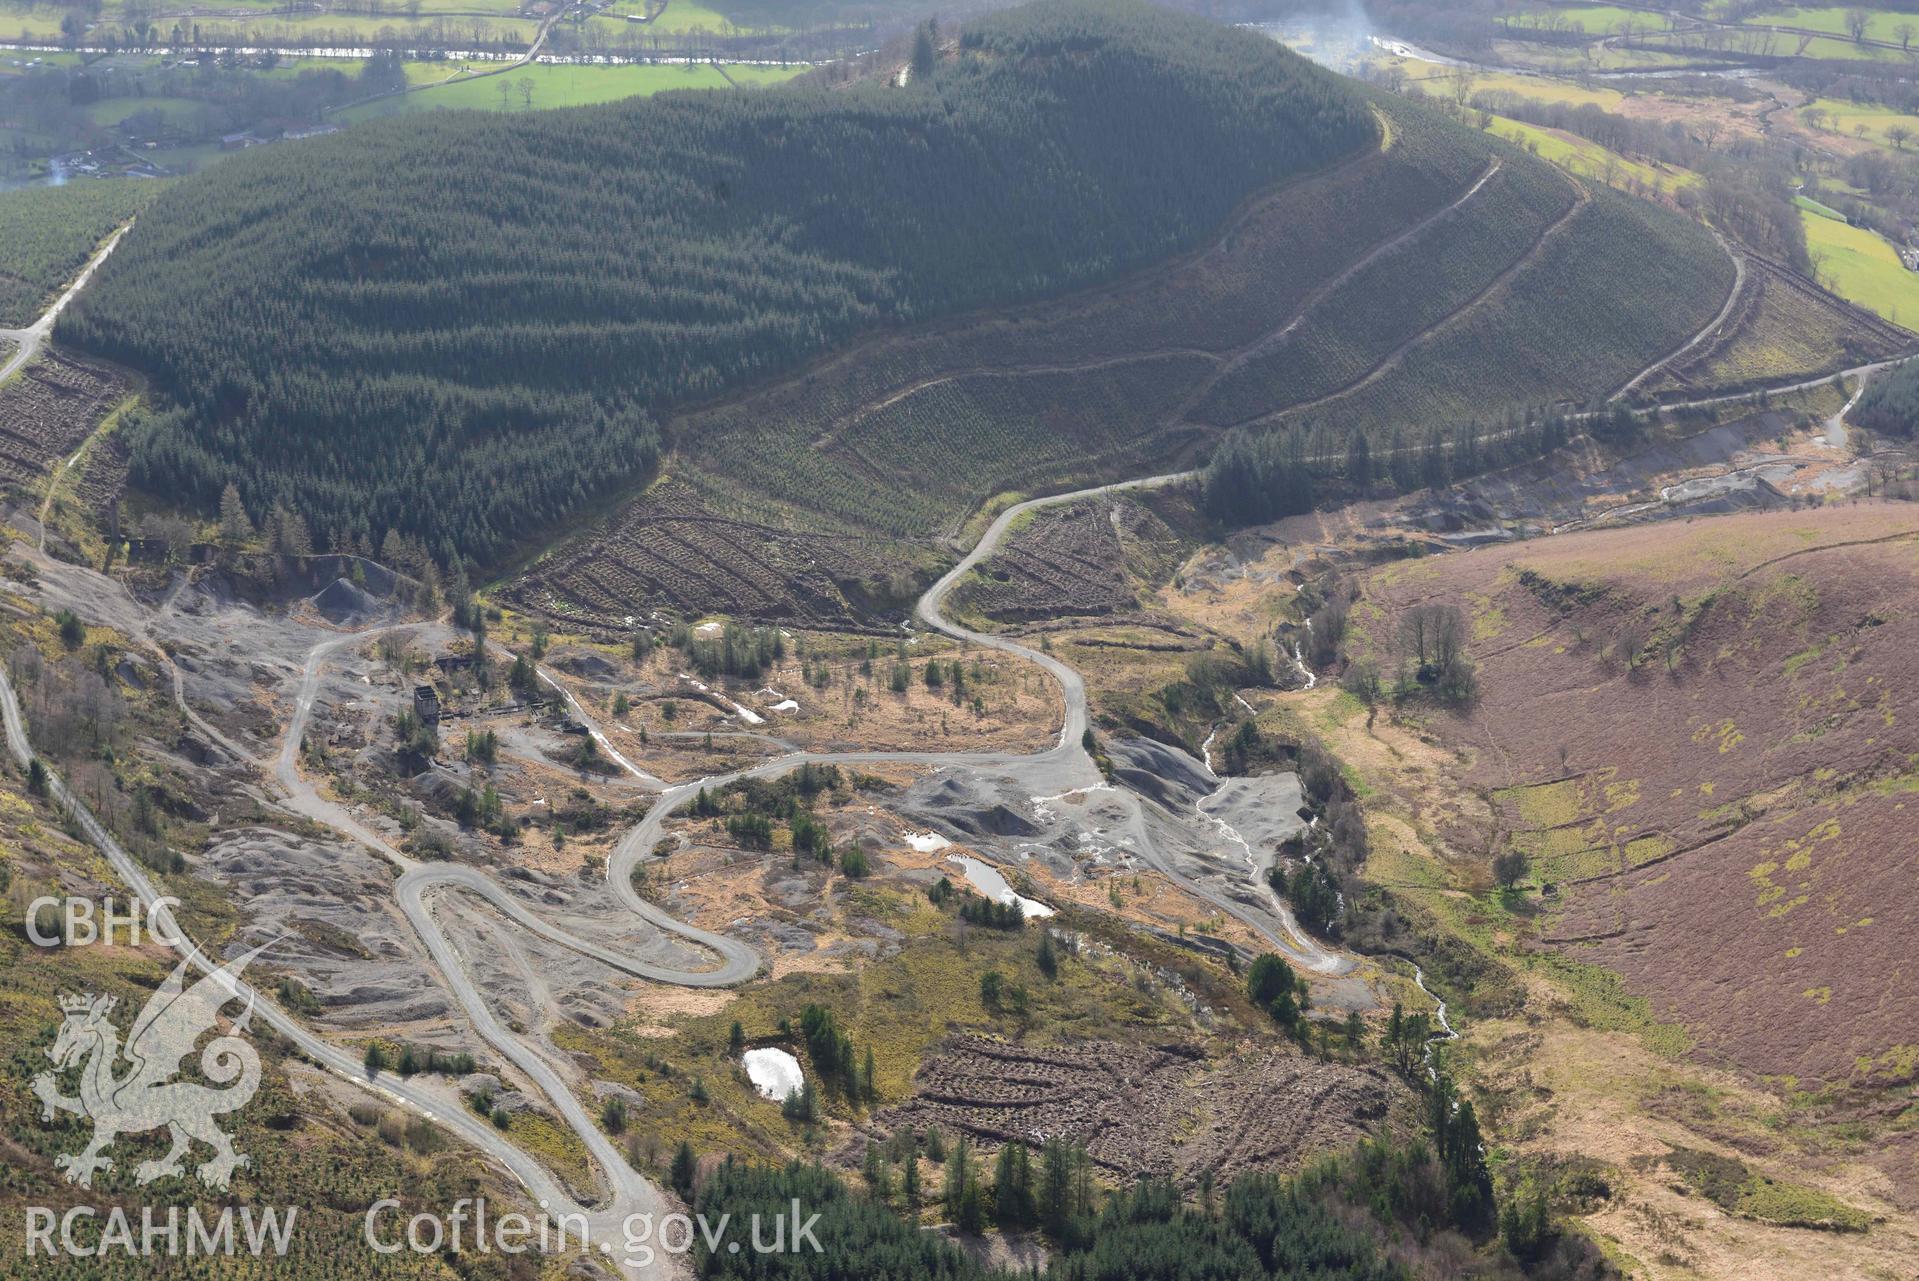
left=62, top=0, right=1372, bottom=566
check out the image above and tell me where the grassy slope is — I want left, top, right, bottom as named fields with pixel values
left=1801, top=202, right=1919, bottom=326
left=1254, top=502, right=1919, bottom=1275
left=338, top=61, right=802, bottom=120
left=1491, top=114, right=1696, bottom=198
left=1277, top=173, right=1731, bottom=431
left=1343, top=505, right=1919, bottom=1086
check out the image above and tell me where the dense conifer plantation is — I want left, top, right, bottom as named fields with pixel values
left=62, top=0, right=1370, bottom=567
left=1855, top=361, right=1919, bottom=439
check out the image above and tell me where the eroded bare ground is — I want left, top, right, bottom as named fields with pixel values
left=533, top=628, right=1065, bottom=774
left=0, top=492, right=1416, bottom=1247
left=0, top=543, right=687, bottom=1159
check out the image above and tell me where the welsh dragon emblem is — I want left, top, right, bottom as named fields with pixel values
left=33, top=941, right=273, bottom=1190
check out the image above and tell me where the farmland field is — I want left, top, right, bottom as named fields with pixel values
left=1752, top=5, right=1919, bottom=45
left=0, top=3, right=61, bottom=40
left=1511, top=4, right=1652, bottom=34
left=0, top=179, right=157, bottom=327
left=1785, top=32, right=1910, bottom=60
left=81, top=95, right=211, bottom=127
left=1451, top=69, right=1627, bottom=111
left=1482, top=38, right=1698, bottom=73
left=338, top=61, right=800, bottom=119
left=646, top=0, right=747, bottom=32
left=1807, top=95, right=1919, bottom=149
left=1802, top=204, right=1919, bottom=326
left=1489, top=114, right=1694, bottom=199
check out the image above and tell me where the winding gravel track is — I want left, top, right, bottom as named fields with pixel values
left=10, top=192, right=1912, bottom=1273
left=22, top=332, right=1898, bottom=1255
left=0, top=659, right=601, bottom=1243
left=1611, top=233, right=1745, bottom=400
left=122, top=461, right=1341, bottom=1272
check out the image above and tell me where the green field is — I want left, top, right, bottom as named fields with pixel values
left=1399, top=63, right=1631, bottom=110
left=0, top=0, right=826, bottom=48
left=1801, top=204, right=1919, bottom=327
left=4, top=4, right=542, bottom=46
left=1482, top=36, right=1696, bottom=72
left=1491, top=114, right=1695, bottom=197
left=82, top=95, right=209, bottom=127
left=193, top=11, right=542, bottom=42
left=1514, top=4, right=1663, bottom=34
left=0, top=4, right=63, bottom=40
left=254, top=55, right=381, bottom=78
left=646, top=0, right=744, bottom=32
left=1794, top=192, right=1844, bottom=219
left=615, top=0, right=830, bottom=33
left=0, top=50, right=85, bottom=70
left=1807, top=96, right=1919, bottom=149
left=1465, top=69, right=1628, bottom=109
left=1754, top=5, right=1919, bottom=45
left=339, top=60, right=803, bottom=120
left=1788, top=32, right=1910, bottom=60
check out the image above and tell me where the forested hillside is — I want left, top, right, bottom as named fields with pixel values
left=60, top=0, right=1371, bottom=567
left=1855, top=360, right=1919, bottom=438
left=0, top=181, right=158, bottom=328
left=512, top=91, right=1772, bottom=629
